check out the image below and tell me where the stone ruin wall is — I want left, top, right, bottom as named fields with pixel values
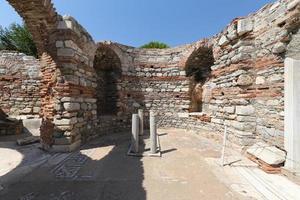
left=96, top=0, right=300, bottom=148
left=49, top=16, right=99, bottom=150
left=93, top=42, right=197, bottom=133
left=2, top=0, right=300, bottom=151
left=0, top=51, right=41, bottom=119
left=204, top=0, right=300, bottom=147
left=162, top=0, right=300, bottom=147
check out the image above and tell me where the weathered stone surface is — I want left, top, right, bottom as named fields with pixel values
left=237, top=18, right=253, bottom=35
left=224, top=106, right=235, bottom=114
left=63, top=103, right=80, bottom=111
left=287, top=0, right=300, bottom=10
left=236, top=105, right=255, bottom=116
left=57, top=48, right=75, bottom=57
left=247, top=142, right=286, bottom=165
left=255, top=76, right=265, bottom=85
left=237, top=74, right=253, bottom=86
left=218, top=35, right=230, bottom=46
left=272, top=42, right=287, bottom=54
left=54, top=118, right=77, bottom=125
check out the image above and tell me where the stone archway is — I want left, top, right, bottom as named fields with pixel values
left=184, top=45, right=214, bottom=113
left=6, top=0, right=98, bottom=151
left=6, top=0, right=60, bottom=148
left=94, top=44, right=122, bottom=117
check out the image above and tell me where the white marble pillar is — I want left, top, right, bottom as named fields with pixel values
left=284, top=58, right=300, bottom=171
left=150, top=111, right=157, bottom=154
left=132, top=114, right=139, bottom=153
left=138, top=109, right=144, bottom=136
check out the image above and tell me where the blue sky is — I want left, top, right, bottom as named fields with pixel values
left=1, top=0, right=274, bottom=47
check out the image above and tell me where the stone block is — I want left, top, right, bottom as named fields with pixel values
left=57, top=48, right=75, bottom=57
left=57, top=20, right=73, bottom=30
left=236, top=105, right=255, bottom=115
left=64, top=40, right=78, bottom=50
left=54, top=118, right=77, bottom=125
left=272, top=42, right=287, bottom=54
left=33, top=107, right=41, bottom=113
left=54, top=137, right=72, bottom=145
left=227, top=24, right=237, bottom=40
left=256, top=76, right=266, bottom=85
left=247, top=142, right=286, bottom=165
left=55, top=41, right=64, bottom=48
left=237, top=74, right=253, bottom=86
left=229, top=121, right=255, bottom=131
left=51, top=140, right=81, bottom=153
left=180, top=71, right=186, bottom=76
left=268, top=74, right=282, bottom=83
left=65, top=75, right=80, bottom=85
left=237, top=116, right=256, bottom=122
left=85, top=98, right=97, bottom=103
left=237, top=18, right=253, bottom=35
left=218, top=35, right=230, bottom=46
left=211, top=118, right=223, bottom=124
left=23, top=118, right=42, bottom=136
left=287, top=0, right=300, bottom=10
left=178, top=113, right=189, bottom=118
left=21, top=108, right=32, bottom=114
left=63, top=102, right=80, bottom=111
left=231, top=53, right=251, bottom=63
left=224, top=106, right=235, bottom=114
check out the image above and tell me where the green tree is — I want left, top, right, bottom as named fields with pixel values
left=0, top=23, right=37, bottom=57
left=140, top=41, right=169, bottom=49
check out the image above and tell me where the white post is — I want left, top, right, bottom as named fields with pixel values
left=221, top=125, right=228, bottom=166
left=284, top=58, right=300, bottom=171
left=150, top=111, right=157, bottom=154
left=132, top=114, right=139, bottom=153
left=138, top=109, right=144, bottom=136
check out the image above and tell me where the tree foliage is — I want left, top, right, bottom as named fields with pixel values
left=0, top=23, right=37, bottom=57
left=140, top=41, right=169, bottom=49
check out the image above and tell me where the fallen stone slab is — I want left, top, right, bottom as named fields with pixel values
left=17, top=136, right=40, bottom=146
left=247, top=142, right=286, bottom=166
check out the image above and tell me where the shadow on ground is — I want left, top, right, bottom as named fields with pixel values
left=0, top=132, right=147, bottom=200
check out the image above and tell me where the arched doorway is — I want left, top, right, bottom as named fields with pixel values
left=185, top=46, right=214, bottom=113
left=94, top=44, right=122, bottom=117
left=5, top=0, right=98, bottom=151
left=4, top=0, right=60, bottom=147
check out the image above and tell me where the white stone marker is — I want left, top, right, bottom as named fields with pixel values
left=132, top=114, right=139, bottom=153
left=150, top=111, right=157, bottom=154
left=138, top=109, right=144, bottom=136
left=284, top=58, right=300, bottom=171
left=221, top=125, right=228, bottom=166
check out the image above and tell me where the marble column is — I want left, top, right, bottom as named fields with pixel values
left=150, top=111, right=157, bottom=154
left=138, top=109, right=144, bottom=136
left=132, top=114, right=139, bottom=153
left=284, top=58, right=300, bottom=171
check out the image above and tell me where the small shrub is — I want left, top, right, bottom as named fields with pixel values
left=140, top=41, right=170, bottom=49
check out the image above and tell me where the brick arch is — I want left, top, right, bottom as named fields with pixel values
left=6, top=0, right=59, bottom=54
left=6, top=0, right=61, bottom=148
left=5, top=0, right=98, bottom=152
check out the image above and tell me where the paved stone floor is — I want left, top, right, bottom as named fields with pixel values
left=0, top=129, right=249, bottom=200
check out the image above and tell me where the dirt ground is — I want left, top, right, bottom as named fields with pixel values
left=0, top=128, right=247, bottom=200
